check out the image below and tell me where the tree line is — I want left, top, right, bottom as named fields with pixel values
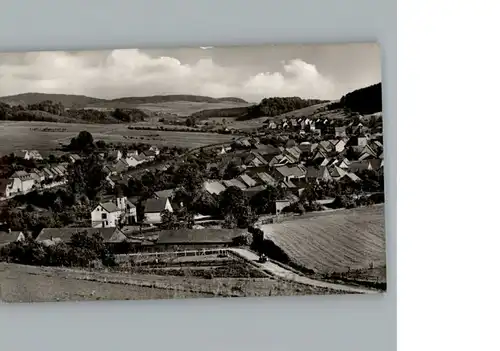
left=0, top=100, right=148, bottom=124
left=0, top=231, right=116, bottom=268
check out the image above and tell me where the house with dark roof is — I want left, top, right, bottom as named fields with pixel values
left=69, top=154, right=82, bottom=163
left=91, top=196, right=137, bottom=228
left=255, top=172, right=277, bottom=187
left=155, top=228, right=246, bottom=250
left=144, top=198, right=174, bottom=224
left=274, top=165, right=307, bottom=182
left=7, top=170, right=35, bottom=196
left=306, top=166, right=333, bottom=182
left=238, top=173, right=257, bottom=188
left=36, top=227, right=126, bottom=246
left=222, top=178, right=247, bottom=190
left=154, top=188, right=177, bottom=199
left=0, top=230, right=25, bottom=248
left=244, top=152, right=268, bottom=167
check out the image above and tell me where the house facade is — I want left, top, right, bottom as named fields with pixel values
left=91, top=196, right=137, bottom=228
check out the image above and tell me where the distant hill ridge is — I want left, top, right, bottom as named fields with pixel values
left=0, top=93, right=248, bottom=108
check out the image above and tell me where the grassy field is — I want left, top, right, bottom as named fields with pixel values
left=0, top=121, right=237, bottom=155
left=0, top=261, right=343, bottom=303
left=133, top=101, right=251, bottom=117
left=260, top=205, right=386, bottom=275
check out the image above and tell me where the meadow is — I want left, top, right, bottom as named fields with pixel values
left=260, top=205, right=386, bottom=275
left=0, top=121, right=237, bottom=155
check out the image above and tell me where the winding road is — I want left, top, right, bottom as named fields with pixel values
left=228, top=248, right=378, bottom=294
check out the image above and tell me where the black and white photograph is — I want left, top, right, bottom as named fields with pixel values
left=0, top=43, right=386, bottom=303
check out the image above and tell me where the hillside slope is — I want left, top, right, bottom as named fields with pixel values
left=0, top=93, right=248, bottom=109
left=0, top=93, right=106, bottom=108
left=260, top=205, right=386, bottom=274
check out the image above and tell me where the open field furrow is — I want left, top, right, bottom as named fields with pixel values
left=260, top=205, right=385, bottom=274
left=0, top=121, right=236, bottom=154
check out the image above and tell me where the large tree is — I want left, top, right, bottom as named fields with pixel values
left=67, top=154, right=107, bottom=200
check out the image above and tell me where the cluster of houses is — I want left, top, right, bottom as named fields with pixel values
left=0, top=162, right=69, bottom=200
left=263, top=114, right=382, bottom=137
left=102, top=146, right=160, bottom=175
left=0, top=145, right=163, bottom=201
left=205, top=133, right=384, bottom=201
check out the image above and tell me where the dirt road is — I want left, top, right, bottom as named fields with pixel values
left=228, top=248, right=378, bottom=294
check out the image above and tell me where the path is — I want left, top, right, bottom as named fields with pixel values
left=228, top=248, right=377, bottom=294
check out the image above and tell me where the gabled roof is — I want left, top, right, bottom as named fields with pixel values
left=276, top=165, right=306, bottom=178
left=0, top=231, right=24, bottom=245
left=203, top=181, right=226, bottom=195
left=154, top=189, right=176, bottom=199
left=243, top=185, right=266, bottom=196
left=37, top=227, right=125, bottom=243
left=285, top=146, right=302, bottom=160
left=306, top=166, right=330, bottom=179
left=142, top=150, right=157, bottom=157
left=318, top=140, right=333, bottom=151
left=239, top=174, right=257, bottom=188
left=11, top=170, right=31, bottom=179
left=156, top=228, right=246, bottom=244
left=223, top=179, right=247, bottom=190
left=281, top=179, right=296, bottom=189
left=298, top=143, right=318, bottom=153
left=98, top=201, right=120, bottom=213
left=256, top=172, right=277, bottom=186
left=144, top=198, right=170, bottom=213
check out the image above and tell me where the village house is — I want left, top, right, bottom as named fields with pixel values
left=7, top=170, right=36, bottom=195
left=244, top=152, right=268, bottom=167
left=143, top=197, right=174, bottom=225
left=274, top=165, right=307, bottom=183
left=108, top=150, right=123, bottom=161
left=222, top=178, right=247, bottom=190
left=255, top=172, right=277, bottom=187
left=154, top=188, right=176, bottom=200
left=154, top=228, right=246, bottom=251
left=36, top=227, right=127, bottom=246
left=91, top=196, right=137, bottom=228
left=238, top=173, right=257, bottom=188
left=203, top=181, right=226, bottom=195
left=14, top=149, right=43, bottom=161
left=335, top=127, right=348, bottom=138
left=306, top=166, right=333, bottom=182
left=330, top=139, right=344, bottom=153
left=69, top=154, right=82, bottom=163
left=149, top=146, right=160, bottom=155
left=0, top=230, right=25, bottom=248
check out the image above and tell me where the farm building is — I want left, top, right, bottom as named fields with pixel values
left=154, top=228, right=247, bottom=251
left=143, top=198, right=174, bottom=224
left=36, top=227, right=127, bottom=246
left=0, top=230, right=26, bottom=248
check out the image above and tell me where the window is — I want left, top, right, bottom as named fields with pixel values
left=101, top=213, right=107, bottom=219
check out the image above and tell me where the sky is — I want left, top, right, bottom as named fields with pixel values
left=0, top=43, right=381, bottom=103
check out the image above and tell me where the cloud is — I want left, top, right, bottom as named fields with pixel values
left=0, top=49, right=336, bottom=102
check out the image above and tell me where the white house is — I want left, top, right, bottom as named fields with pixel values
left=334, top=139, right=346, bottom=153
left=91, top=196, right=137, bottom=228
left=149, top=146, right=160, bottom=155
left=143, top=197, right=173, bottom=224
left=8, top=171, right=36, bottom=195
